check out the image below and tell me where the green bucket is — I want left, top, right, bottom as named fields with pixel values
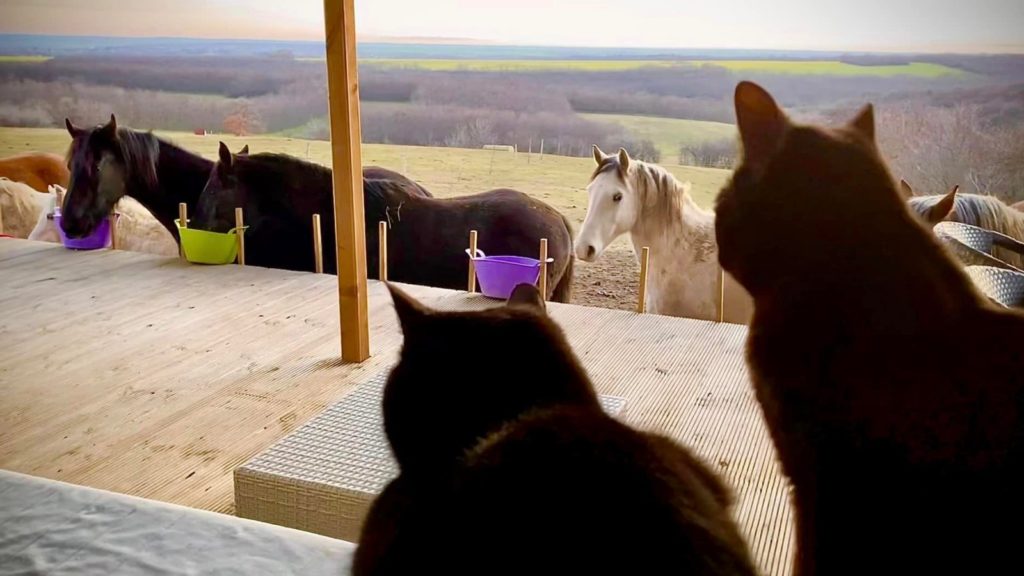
left=176, top=219, right=247, bottom=265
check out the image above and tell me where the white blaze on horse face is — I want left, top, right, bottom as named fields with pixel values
left=575, top=170, right=638, bottom=262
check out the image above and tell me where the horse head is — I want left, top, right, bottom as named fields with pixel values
left=195, top=141, right=249, bottom=233
left=62, top=115, right=157, bottom=238
left=574, top=145, right=642, bottom=262
left=904, top=181, right=960, bottom=224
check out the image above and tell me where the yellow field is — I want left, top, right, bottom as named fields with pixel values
left=583, top=114, right=736, bottom=161
left=0, top=128, right=731, bottom=225
left=352, top=58, right=962, bottom=77
left=0, top=55, right=51, bottom=63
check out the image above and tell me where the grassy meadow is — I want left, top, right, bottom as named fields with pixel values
left=0, top=128, right=732, bottom=226
left=581, top=113, right=737, bottom=161
left=358, top=58, right=962, bottom=76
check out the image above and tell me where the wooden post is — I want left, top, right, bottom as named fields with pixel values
left=539, top=138, right=544, bottom=160
left=312, top=214, right=324, bottom=274
left=178, top=202, right=187, bottom=259
left=109, top=210, right=119, bottom=250
left=378, top=220, right=388, bottom=282
left=235, top=207, right=245, bottom=266
left=637, top=246, right=651, bottom=313
left=0, top=202, right=4, bottom=235
left=539, top=238, right=548, bottom=301
left=467, top=229, right=478, bottom=292
left=324, top=0, right=369, bottom=362
left=717, top=268, right=725, bottom=323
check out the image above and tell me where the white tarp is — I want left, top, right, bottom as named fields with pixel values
left=0, top=469, right=356, bottom=576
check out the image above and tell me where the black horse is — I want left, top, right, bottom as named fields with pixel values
left=196, top=144, right=575, bottom=301
left=62, top=115, right=214, bottom=242
left=364, top=179, right=575, bottom=302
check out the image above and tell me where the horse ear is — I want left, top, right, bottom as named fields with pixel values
left=218, top=141, right=233, bottom=168
left=387, top=282, right=431, bottom=334
left=734, top=81, right=789, bottom=172
left=617, top=147, right=630, bottom=172
left=507, top=284, right=546, bottom=313
left=65, top=118, right=83, bottom=138
left=899, top=179, right=914, bottom=199
left=238, top=144, right=249, bottom=155
left=100, top=114, right=118, bottom=139
left=592, top=144, right=608, bottom=165
left=926, top=185, right=958, bottom=223
left=848, top=104, right=875, bottom=143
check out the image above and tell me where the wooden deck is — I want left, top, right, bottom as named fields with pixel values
left=0, top=239, right=793, bottom=576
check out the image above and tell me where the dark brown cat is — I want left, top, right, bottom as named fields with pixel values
left=353, top=283, right=757, bottom=575
left=716, top=81, right=1024, bottom=575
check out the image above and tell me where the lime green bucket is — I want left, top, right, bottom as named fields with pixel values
left=175, top=219, right=248, bottom=265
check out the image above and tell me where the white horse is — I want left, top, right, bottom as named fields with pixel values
left=1, top=177, right=50, bottom=238
left=28, top=185, right=179, bottom=256
left=574, top=146, right=752, bottom=324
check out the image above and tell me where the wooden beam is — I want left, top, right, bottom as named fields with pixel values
left=323, top=0, right=369, bottom=362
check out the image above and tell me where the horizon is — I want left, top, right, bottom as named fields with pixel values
left=1, top=0, right=1022, bottom=55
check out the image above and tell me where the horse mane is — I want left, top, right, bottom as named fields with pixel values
left=362, top=178, right=415, bottom=223
left=593, top=155, right=708, bottom=229
left=114, top=128, right=161, bottom=194
left=909, top=192, right=1024, bottom=240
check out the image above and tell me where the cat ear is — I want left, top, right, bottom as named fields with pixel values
left=899, top=179, right=914, bottom=200
left=507, top=283, right=546, bottom=313
left=925, top=185, right=958, bottom=223
left=848, top=104, right=875, bottom=143
left=592, top=144, right=609, bottom=165
left=734, top=81, right=789, bottom=172
left=387, top=282, right=430, bottom=333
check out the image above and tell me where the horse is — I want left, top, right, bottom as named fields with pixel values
left=354, top=283, right=757, bottom=575
left=0, top=152, right=69, bottom=193
left=29, top=185, right=178, bottom=256
left=363, top=166, right=433, bottom=198
left=1, top=177, right=50, bottom=238
left=574, top=146, right=752, bottom=323
left=197, top=143, right=575, bottom=301
left=716, top=80, right=1024, bottom=575
left=903, top=180, right=1024, bottom=268
left=1013, top=200, right=1024, bottom=212
left=62, top=115, right=215, bottom=244
left=363, top=179, right=574, bottom=302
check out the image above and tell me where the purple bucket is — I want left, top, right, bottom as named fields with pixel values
left=467, top=249, right=554, bottom=300
left=53, top=210, right=112, bottom=250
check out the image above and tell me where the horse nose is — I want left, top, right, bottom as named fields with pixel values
left=586, top=245, right=596, bottom=259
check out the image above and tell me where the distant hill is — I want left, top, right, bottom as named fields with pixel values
left=0, top=33, right=907, bottom=61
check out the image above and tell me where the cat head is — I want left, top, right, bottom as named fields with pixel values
left=715, top=81, right=918, bottom=297
left=382, top=283, right=598, bottom=473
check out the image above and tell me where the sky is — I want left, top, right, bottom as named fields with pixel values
left=1, top=0, right=1022, bottom=53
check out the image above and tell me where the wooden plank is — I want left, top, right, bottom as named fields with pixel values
left=323, top=0, right=369, bottom=362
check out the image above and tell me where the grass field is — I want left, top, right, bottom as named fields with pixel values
left=0, top=127, right=731, bottom=225
left=0, top=55, right=51, bottom=63
left=354, top=58, right=962, bottom=77
left=583, top=113, right=736, bottom=161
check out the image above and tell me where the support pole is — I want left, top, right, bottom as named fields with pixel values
left=313, top=214, right=324, bottom=274
left=637, top=246, right=650, bottom=313
left=109, top=209, right=119, bottom=250
left=324, top=0, right=369, bottom=362
left=539, top=238, right=548, bottom=301
left=178, top=202, right=187, bottom=259
left=378, top=220, right=388, bottom=282
left=467, top=229, right=478, bottom=292
left=717, top=268, right=725, bottom=323
left=235, top=207, right=245, bottom=266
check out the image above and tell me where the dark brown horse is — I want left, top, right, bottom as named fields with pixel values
left=0, top=152, right=69, bottom=193
left=62, top=115, right=214, bottom=241
left=194, top=143, right=433, bottom=275
left=363, top=179, right=575, bottom=302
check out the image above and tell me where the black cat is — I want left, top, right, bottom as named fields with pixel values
left=353, top=283, right=756, bottom=575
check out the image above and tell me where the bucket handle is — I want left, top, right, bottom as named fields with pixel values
left=465, top=248, right=486, bottom=260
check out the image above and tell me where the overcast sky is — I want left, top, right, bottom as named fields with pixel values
left=1, top=0, right=1022, bottom=53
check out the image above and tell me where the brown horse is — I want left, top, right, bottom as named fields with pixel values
left=0, top=152, right=69, bottom=193
left=716, top=81, right=1024, bottom=575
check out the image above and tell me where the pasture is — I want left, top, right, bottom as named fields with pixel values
left=581, top=113, right=737, bottom=161
left=358, top=57, right=963, bottom=76
left=0, top=55, right=51, bottom=63
left=0, top=127, right=732, bottom=311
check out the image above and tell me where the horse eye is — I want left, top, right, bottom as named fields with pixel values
left=613, top=192, right=623, bottom=203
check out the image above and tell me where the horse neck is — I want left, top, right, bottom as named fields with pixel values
left=629, top=173, right=715, bottom=260
left=134, top=142, right=212, bottom=237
